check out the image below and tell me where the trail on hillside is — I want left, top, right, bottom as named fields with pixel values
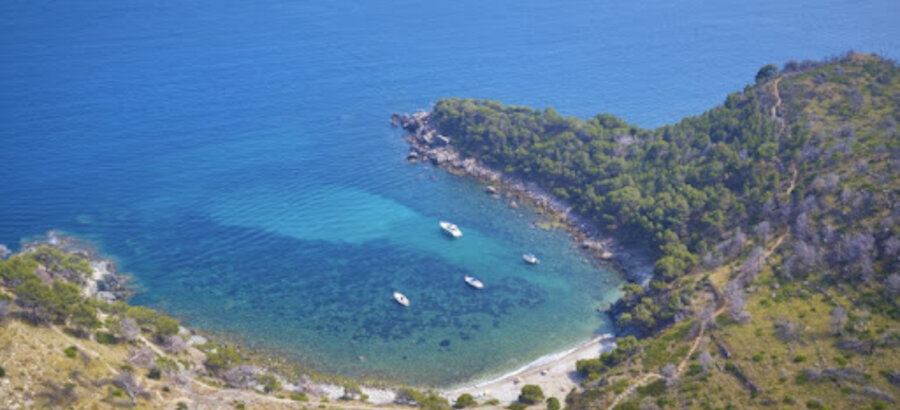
left=603, top=234, right=786, bottom=409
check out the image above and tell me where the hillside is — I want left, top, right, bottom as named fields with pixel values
left=401, top=52, right=900, bottom=408
left=0, top=238, right=400, bottom=409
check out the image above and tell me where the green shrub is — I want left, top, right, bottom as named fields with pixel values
left=154, top=316, right=180, bottom=339
left=95, top=332, right=117, bottom=345
left=484, top=398, right=500, bottom=406
left=290, top=393, right=309, bottom=402
left=518, top=384, right=544, bottom=404
left=454, top=393, right=476, bottom=408
left=147, top=367, right=162, bottom=380
left=833, top=356, right=848, bottom=366
left=64, top=346, right=77, bottom=358
left=546, top=397, right=561, bottom=410
left=636, top=379, right=666, bottom=396
left=258, top=374, right=282, bottom=393
left=0, top=366, right=5, bottom=377
left=806, top=398, right=823, bottom=409
left=507, top=403, right=527, bottom=410
left=793, top=354, right=807, bottom=363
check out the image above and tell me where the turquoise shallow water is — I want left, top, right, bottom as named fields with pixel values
left=1, top=0, right=898, bottom=386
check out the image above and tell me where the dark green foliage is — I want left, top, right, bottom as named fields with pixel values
left=636, top=379, right=666, bottom=396
left=507, top=403, right=527, bottom=410
left=575, top=335, right=640, bottom=379
left=454, top=393, right=476, bottom=408
left=518, top=384, right=544, bottom=405
left=396, top=388, right=451, bottom=410
left=147, top=367, right=161, bottom=380
left=258, top=374, right=281, bottom=393
left=63, top=346, right=77, bottom=358
left=546, top=396, right=561, bottom=410
left=95, top=332, right=118, bottom=345
left=290, top=393, right=309, bottom=402
left=202, top=344, right=242, bottom=375
left=756, top=64, right=779, bottom=84
left=430, top=53, right=900, bottom=337
left=0, top=366, right=5, bottom=377
left=154, top=315, right=179, bottom=339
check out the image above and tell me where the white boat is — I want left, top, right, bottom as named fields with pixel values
left=523, top=253, right=540, bottom=265
left=464, top=275, right=484, bottom=289
left=393, top=291, right=410, bottom=307
left=440, top=221, right=463, bottom=238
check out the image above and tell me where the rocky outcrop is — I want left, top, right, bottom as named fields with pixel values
left=391, top=110, right=654, bottom=283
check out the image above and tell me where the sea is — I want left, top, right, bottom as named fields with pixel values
left=1, top=0, right=897, bottom=387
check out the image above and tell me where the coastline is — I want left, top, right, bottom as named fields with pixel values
left=442, top=334, right=616, bottom=404
left=391, top=111, right=653, bottom=285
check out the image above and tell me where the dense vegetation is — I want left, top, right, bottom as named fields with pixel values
left=430, top=53, right=900, bottom=335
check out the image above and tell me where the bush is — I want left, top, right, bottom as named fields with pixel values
left=64, top=346, right=77, bottom=358
left=147, top=367, right=161, bottom=380
left=203, top=344, right=242, bottom=374
left=95, top=332, right=117, bottom=345
left=0, top=366, right=5, bottom=377
left=518, top=384, right=544, bottom=405
left=258, top=374, right=281, bottom=394
left=154, top=316, right=180, bottom=339
left=454, top=393, right=476, bottom=408
left=793, top=354, right=807, bottom=363
left=290, top=393, right=309, bottom=402
left=484, top=398, right=500, bottom=406
left=546, top=397, right=561, bottom=410
left=508, top=403, right=527, bottom=410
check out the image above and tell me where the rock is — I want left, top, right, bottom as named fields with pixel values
left=600, top=251, right=614, bottom=260
left=485, top=185, right=498, bottom=194
left=406, top=151, right=419, bottom=163
left=509, top=201, right=519, bottom=209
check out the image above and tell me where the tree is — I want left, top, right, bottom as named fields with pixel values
left=756, top=64, right=778, bottom=84
left=204, top=344, right=242, bottom=375
left=699, top=350, right=713, bottom=373
left=258, top=373, right=282, bottom=393
left=886, top=273, right=900, bottom=297
left=454, top=393, right=476, bottom=408
left=829, top=307, right=848, bottom=335
left=154, top=316, right=179, bottom=340
left=14, top=278, right=54, bottom=323
left=518, top=385, right=544, bottom=405
left=546, top=397, right=561, bottom=410
left=660, top=363, right=678, bottom=387
left=69, top=303, right=100, bottom=336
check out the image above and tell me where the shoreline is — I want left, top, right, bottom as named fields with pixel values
left=441, top=334, right=616, bottom=403
left=391, top=111, right=653, bottom=285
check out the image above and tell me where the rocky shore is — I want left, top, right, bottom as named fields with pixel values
left=391, top=111, right=652, bottom=285
left=19, top=231, right=133, bottom=302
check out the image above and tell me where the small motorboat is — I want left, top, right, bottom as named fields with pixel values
left=464, top=275, right=484, bottom=289
left=393, top=291, right=410, bottom=307
left=440, top=221, right=463, bottom=238
left=523, top=253, right=540, bottom=265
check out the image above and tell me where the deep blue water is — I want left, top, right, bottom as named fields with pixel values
left=1, top=0, right=897, bottom=386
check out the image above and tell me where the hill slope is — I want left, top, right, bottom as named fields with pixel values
left=403, top=52, right=900, bottom=408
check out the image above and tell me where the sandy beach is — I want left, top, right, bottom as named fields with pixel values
left=442, top=334, right=616, bottom=406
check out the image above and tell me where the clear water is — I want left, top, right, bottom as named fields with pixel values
left=1, top=0, right=897, bottom=386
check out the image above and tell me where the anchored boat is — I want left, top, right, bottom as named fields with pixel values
left=464, top=275, right=484, bottom=289
left=523, top=253, right=540, bottom=265
left=393, top=291, right=410, bottom=307
left=439, top=221, right=463, bottom=238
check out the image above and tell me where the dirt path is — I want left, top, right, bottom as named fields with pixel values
left=770, top=77, right=785, bottom=132
left=785, top=162, right=798, bottom=197
left=603, top=234, right=786, bottom=409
